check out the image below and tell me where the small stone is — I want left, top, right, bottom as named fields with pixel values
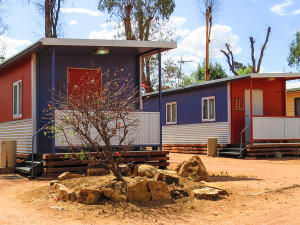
left=147, top=181, right=172, bottom=201
left=50, top=180, right=59, bottom=186
left=87, top=168, right=110, bottom=176
left=57, top=172, right=83, bottom=181
left=50, top=206, right=64, bottom=211
left=136, top=164, right=157, bottom=178
left=77, top=188, right=102, bottom=204
left=191, top=187, right=226, bottom=200
left=127, top=180, right=151, bottom=202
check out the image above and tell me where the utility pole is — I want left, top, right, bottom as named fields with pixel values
left=205, top=6, right=212, bottom=81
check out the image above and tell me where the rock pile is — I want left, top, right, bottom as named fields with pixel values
left=50, top=156, right=227, bottom=205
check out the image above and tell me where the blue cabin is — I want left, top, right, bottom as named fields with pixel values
left=0, top=38, right=176, bottom=156
left=143, top=74, right=300, bottom=152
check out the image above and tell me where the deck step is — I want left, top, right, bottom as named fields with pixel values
left=15, top=166, right=31, bottom=174
left=24, top=161, right=42, bottom=165
left=219, top=146, right=246, bottom=158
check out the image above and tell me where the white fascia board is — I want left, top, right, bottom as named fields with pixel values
left=41, top=38, right=177, bottom=50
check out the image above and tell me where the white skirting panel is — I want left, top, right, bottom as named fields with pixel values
left=0, top=119, right=33, bottom=153
left=162, top=122, right=230, bottom=144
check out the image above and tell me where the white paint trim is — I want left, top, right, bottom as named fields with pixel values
left=41, top=38, right=177, bottom=49
left=166, top=102, right=177, bottom=125
left=227, top=82, right=231, bottom=144
left=202, top=96, right=216, bottom=122
left=13, top=80, right=22, bottom=119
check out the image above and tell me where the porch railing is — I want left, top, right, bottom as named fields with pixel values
left=55, top=111, right=160, bottom=147
left=252, top=116, right=300, bottom=141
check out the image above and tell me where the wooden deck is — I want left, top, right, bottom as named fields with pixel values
left=162, top=144, right=225, bottom=155
left=246, top=143, right=300, bottom=157
left=43, top=150, right=169, bottom=178
left=0, top=167, right=14, bottom=174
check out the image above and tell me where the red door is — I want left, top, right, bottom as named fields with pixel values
left=67, top=67, right=102, bottom=100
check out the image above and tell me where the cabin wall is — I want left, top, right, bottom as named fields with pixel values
left=0, top=57, right=32, bottom=122
left=286, top=90, right=300, bottom=116
left=37, top=52, right=139, bottom=153
left=0, top=56, right=33, bottom=153
left=231, top=78, right=285, bottom=143
left=143, top=83, right=230, bottom=144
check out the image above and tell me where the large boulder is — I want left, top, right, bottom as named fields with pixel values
left=147, top=181, right=172, bottom=201
left=58, top=184, right=77, bottom=202
left=87, top=168, right=110, bottom=176
left=156, top=170, right=179, bottom=185
left=57, top=172, right=83, bottom=181
left=135, top=164, right=157, bottom=178
left=127, top=179, right=151, bottom=202
left=77, top=188, right=102, bottom=204
left=176, top=156, right=208, bottom=181
left=191, top=187, right=226, bottom=200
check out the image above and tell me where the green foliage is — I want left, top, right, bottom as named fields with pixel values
left=191, top=61, right=227, bottom=81
left=98, top=0, right=175, bottom=40
left=288, top=31, right=300, bottom=70
left=234, top=62, right=253, bottom=75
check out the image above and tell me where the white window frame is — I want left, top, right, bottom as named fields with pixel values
left=202, top=96, right=216, bottom=122
left=166, top=102, right=177, bottom=124
left=13, top=80, right=22, bottom=119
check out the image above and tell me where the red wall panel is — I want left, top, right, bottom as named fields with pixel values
left=231, top=78, right=284, bottom=143
left=0, top=56, right=32, bottom=123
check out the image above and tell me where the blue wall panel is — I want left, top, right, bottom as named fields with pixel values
left=143, top=84, right=228, bottom=126
left=37, top=52, right=139, bottom=154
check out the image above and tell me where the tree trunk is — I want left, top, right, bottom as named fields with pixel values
left=124, top=4, right=135, bottom=40
left=45, top=0, right=52, bottom=37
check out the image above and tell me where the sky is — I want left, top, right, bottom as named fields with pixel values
left=1, top=0, right=300, bottom=85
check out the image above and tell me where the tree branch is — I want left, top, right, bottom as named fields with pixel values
left=257, top=26, right=271, bottom=73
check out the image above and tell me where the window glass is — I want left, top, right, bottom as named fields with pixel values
left=172, top=104, right=177, bottom=123
left=166, top=104, right=171, bottom=123
left=13, top=84, right=18, bottom=115
left=209, top=98, right=215, bottom=119
left=18, top=82, right=22, bottom=115
left=203, top=99, right=208, bottom=120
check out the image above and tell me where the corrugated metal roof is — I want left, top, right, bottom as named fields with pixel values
left=0, top=38, right=177, bottom=71
left=144, top=73, right=300, bottom=97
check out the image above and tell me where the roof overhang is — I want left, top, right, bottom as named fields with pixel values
left=0, top=38, right=177, bottom=71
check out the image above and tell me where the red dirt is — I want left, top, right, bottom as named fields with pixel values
left=0, top=154, right=300, bottom=225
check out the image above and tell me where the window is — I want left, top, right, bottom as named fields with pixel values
left=166, top=102, right=177, bottom=124
left=202, top=96, right=215, bottom=122
left=13, top=80, right=22, bottom=118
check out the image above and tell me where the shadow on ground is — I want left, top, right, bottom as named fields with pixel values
left=209, top=176, right=261, bottom=182
left=0, top=175, right=25, bottom=180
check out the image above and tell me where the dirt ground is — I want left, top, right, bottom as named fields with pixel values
left=0, top=154, right=300, bottom=225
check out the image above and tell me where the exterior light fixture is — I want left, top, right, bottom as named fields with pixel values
left=95, top=47, right=109, bottom=55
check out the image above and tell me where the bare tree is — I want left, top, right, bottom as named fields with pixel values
left=198, top=0, right=219, bottom=81
left=30, top=0, right=64, bottom=37
left=221, top=26, right=271, bottom=75
left=44, top=70, right=138, bottom=181
left=98, top=0, right=175, bottom=92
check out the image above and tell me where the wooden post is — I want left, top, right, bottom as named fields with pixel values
left=283, top=79, right=286, bottom=116
left=158, top=50, right=162, bottom=150
left=250, top=79, right=253, bottom=144
left=51, top=47, right=56, bottom=154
